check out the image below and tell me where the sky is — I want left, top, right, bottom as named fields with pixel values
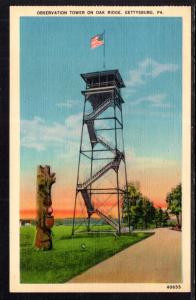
left=20, top=16, right=182, bottom=219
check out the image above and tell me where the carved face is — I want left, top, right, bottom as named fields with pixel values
left=37, top=165, right=56, bottom=207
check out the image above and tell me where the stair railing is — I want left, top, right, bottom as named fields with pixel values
left=84, top=98, right=113, bottom=121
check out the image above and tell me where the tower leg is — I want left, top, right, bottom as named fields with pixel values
left=117, top=173, right=121, bottom=235
left=72, top=98, right=86, bottom=236
left=120, top=102, right=130, bottom=233
left=113, top=97, right=121, bottom=235
left=87, top=214, right=91, bottom=232
left=72, top=191, right=78, bottom=236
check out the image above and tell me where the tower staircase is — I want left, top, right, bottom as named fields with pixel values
left=95, top=209, right=119, bottom=230
left=77, top=96, right=123, bottom=231
left=84, top=98, right=113, bottom=121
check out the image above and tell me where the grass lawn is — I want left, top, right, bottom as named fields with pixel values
left=20, top=225, right=153, bottom=283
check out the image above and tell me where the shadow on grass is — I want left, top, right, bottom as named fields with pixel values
left=56, top=231, right=155, bottom=240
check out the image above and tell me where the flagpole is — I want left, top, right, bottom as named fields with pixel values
left=103, top=30, right=106, bottom=69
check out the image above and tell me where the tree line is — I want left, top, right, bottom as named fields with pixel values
left=122, top=182, right=182, bottom=230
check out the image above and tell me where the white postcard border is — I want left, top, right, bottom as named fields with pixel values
left=10, top=6, right=191, bottom=293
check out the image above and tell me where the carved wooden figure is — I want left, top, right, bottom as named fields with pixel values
left=35, top=165, right=56, bottom=250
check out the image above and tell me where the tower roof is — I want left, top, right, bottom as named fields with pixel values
left=81, top=69, right=125, bottom=88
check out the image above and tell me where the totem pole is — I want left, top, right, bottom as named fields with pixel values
left=35, top=165, right=56, bottom=250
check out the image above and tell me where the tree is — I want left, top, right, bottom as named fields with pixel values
left=128, top=206, right=139, bottom=229
left=162, top=210, right=170, bottom=227
left=122, top=181, right=142, bottom=231
left=142, top=197, right=156, bottom=229
left=154, top=209, right=160, bottom=228
left=154, top=208, right=170, bottom=228
left=157, top=208, right=163, bottom=227
left=123, top=183, right=157, bottom=230
left=127, top=181, right=142, bottom=205
left=133, top=199, right=144, bottom=229
left=166, top=184, right=182, bottom=226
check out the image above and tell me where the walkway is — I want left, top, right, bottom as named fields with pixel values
left=69, top=228, right=181, bottom=283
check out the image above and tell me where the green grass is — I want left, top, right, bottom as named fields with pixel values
left=20, top=225, right=153, bottom=283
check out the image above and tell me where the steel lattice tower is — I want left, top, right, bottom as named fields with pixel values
left=72, top=70, right=128, bottom=235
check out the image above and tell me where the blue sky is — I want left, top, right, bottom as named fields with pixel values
left=20, top=16, right=182, bottom=201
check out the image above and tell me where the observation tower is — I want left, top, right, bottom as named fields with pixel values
left=72, top=69, right=128, bottom=235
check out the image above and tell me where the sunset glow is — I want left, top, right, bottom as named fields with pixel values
left=20, top=17, right=181, bottom=220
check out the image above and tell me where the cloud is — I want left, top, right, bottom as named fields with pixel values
left=129, top=93, right=171, bottom=108
left=20, top=111, right=114, bottom=161
left=126, top=58, right=178, bottom=88
left=56, top=99, right=78, bottom=108
left=21, top=113, right=83, bottom=155
left=64, top=112, right=83, bottom=129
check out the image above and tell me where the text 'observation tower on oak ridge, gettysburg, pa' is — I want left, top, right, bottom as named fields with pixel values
left=72, top=69, right=128, bottom=235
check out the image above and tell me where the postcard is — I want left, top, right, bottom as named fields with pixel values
left=10, top=6, right=191, bottom=293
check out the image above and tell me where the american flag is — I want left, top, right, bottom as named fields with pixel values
left=90, top=33, right=104, bottom=49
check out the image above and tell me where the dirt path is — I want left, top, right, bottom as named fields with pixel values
left=69, top=228, right=181, bottom=283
